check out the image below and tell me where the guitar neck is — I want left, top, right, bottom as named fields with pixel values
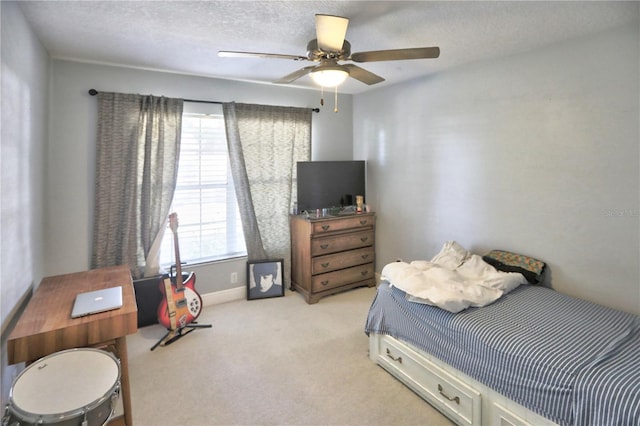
left=172, top=229, right=184, bottom=291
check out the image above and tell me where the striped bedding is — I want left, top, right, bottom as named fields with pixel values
left=365, top=282, right=640, bottom=426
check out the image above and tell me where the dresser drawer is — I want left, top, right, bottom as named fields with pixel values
left=311, top=229, right=374, bottom=255
left=311, top=214, right=375, bottom=234
left=312, top=247, right=374, bottom=274
left=311, top=263, right=374, bottom=292
left=374, top=335, right=481, bottom=426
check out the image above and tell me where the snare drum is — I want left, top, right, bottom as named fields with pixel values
left=4, top=348, right=121, bottom=426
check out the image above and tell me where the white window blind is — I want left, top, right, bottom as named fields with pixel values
left=159, top=112, right=246, bottom=267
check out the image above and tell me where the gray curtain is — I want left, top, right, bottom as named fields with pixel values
left=223, top=103, right=311, bottom=275
left=92, top=92, right=183, bottom=279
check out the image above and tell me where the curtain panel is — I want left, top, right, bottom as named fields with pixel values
left=223, top=103, right=311, bottom=277
left=92, top=92, right=183, bottom=279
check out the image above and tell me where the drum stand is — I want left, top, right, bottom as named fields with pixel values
left=151, top=322, right=212, bottom=351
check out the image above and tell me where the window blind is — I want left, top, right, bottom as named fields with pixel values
left=160, top=113, right=246, bottom=267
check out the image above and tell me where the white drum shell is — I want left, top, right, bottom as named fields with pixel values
left=5, top=348, right=121, bottom=426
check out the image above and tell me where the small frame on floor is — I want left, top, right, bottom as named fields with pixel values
left=247, top=259, right=285, bottom=300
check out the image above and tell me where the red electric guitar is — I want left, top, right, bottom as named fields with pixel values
left=157, top=213, right=203, bottom=330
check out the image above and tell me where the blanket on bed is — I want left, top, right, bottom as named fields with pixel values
left=381, top=241, right=527, bottom=313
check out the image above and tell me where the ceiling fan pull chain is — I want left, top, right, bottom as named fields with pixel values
left=334, top=86, right=339, bottom=113
left=320, top=86, right=324, bottom=106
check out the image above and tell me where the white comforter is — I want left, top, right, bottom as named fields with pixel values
left=381, top=241, right=527, bottom=313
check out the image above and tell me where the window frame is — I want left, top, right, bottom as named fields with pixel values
left=159, top=104, right=246, bottom=268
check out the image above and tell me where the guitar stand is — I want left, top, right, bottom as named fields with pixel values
left=150, top=321, right=212, bottom=351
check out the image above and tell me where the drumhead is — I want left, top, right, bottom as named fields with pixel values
left=10, top=348, right=120, bottom=416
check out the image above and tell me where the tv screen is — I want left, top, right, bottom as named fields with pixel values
left=296, top=161, right=366, bottom=212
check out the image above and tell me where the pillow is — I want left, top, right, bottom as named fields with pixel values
left=430, top=241, right=470, bottom=269
left=482, top=250, right=546, bottom=284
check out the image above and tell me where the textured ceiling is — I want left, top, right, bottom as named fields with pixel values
left=18, top=1, right=638, bottom=94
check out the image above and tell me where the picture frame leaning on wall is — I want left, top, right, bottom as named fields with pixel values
left=247, top=259, right=285, bottom=300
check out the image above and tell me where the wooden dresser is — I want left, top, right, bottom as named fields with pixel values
left=290, top=212, right=376, bottom=304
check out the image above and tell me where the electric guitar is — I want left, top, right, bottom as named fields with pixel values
left=157, top=213, right=203, bottom=330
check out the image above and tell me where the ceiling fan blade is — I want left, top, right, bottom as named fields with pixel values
left=351, top=47, right=440, bottom=63
left=274, top=66, right=317, bottom=84
left=316, top=14, right=349, bottom=52
left=343, top=64, right=385, bottom=85
left=218, top=51, right=307, bottom=61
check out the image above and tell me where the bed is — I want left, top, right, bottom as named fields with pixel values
left=365, top=243, right=640, bottom=426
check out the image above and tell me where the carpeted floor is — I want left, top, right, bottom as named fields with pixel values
left=125, top=286, right=453, bottom=425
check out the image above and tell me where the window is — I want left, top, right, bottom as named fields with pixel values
left=159, top=109, right=246, bottom=267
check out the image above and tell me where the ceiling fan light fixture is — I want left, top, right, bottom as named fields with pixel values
left=311, top=65, right=349, bottom=87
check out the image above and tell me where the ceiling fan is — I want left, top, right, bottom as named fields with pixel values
left=218, top=14, right=440, bottom=87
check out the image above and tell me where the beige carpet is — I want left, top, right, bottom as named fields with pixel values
left=125, top=286, right=453, bottom=426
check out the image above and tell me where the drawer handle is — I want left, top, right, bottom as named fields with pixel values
left=386, top=348, right=402, bottom=363
left=322, top=225, right=330, bottom=231
left=361, top=254, right=369, bottom=260
left=360, top=270, right=369, bottom=276
left=320, top=280, right=329, bottom=286
left=320, top=244, right=329, bottom=250
left=321, top=262, right=330, bottom=268
left=438, top=384, right=460, bottom=405
left=360, top=237, right=369, bottom=242
left=359, top=220, right=368, bottom=225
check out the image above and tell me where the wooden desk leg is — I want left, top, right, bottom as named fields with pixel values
left=115, top=336, right=133, bottom=426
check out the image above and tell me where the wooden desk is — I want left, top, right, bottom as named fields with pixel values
left=7, top=265, right=138, bottom=426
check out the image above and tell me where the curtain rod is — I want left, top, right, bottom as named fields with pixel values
left=88, top=89, right=320, bottom=113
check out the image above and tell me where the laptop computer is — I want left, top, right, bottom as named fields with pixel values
left=71, top=286, right=123, bottom=318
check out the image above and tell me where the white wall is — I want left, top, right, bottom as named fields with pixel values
left=1, top=1, right=48, bottom=328
left=354, top=23, right=639, bottom=315
left=46, top=60, right=353, bottom=294
left=1, top=0, right=48, bottom=408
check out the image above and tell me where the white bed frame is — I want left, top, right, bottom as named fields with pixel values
left=369, top=333, right=558, bottom=426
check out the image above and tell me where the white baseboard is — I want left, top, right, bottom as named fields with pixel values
left=201, top=275, right=380, bottom=307
left=201, top=286, right=246, bottom=306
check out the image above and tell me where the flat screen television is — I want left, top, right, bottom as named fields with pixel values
left=296, top=161, right=365, bottom=212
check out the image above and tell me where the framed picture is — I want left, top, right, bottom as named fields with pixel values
left=247, top=259, right=285, bottom=300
